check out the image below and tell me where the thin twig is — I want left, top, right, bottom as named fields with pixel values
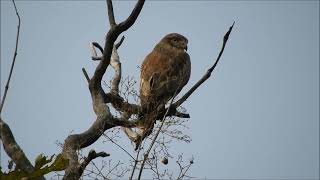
left=115, top=36, right=125, bottom=49
left=177, top=162, right=192, bottom=180
left=103, top=133, right=135, bottom=160
left=92, top=42, right=104, bottom=54
left=137, top=91, right=178, bottom=180
left=153, top=149, right=161, bottom=179
left=82, top=68, right=90, bottom=83
left=129, top=145, right=142, bottom=180
left=174, top=22, right=235, bottom=108
left=0, top=0, right=21, bottom=114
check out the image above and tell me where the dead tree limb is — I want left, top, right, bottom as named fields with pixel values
left=0, top=118, right=34, bottom=174
left=62, top=1, right=145, bottom=179
left=78, top=150, right=110, bottom=177
left=110, top=46, right=122, bottom=94
left=106, top=0, right=116, bottom=27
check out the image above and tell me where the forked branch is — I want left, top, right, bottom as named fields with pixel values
left=62, top=1, right=145, bottom=179
left=90, top=0, right=145, bottom=89
left=78, top=150, right=110, bottom=176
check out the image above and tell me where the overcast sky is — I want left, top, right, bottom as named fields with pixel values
left=1, top=1, right=319, bottom=179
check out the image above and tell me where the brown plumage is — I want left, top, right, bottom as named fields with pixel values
left=140, top=33, right=191, bottom=113
left=134, top=33, right=191, bottom=149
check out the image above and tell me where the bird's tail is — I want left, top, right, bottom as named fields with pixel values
left=133, top=112, right=158, bottom=150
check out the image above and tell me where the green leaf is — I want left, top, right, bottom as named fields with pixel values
left=3, top=153, right=69, bottom=179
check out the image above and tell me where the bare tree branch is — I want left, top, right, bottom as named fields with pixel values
left=62, top=1, right=145, bottom=179
left=104, top=92, right=141, bottom=115
left=83, top=68, right=141, bottom=116
left=103, top=133, right=135, bottom=160
left=174, top=22, right=235, bottom=108
left=82, top=68, right=90, bottom=82
left=0, top=118, right=46, bottom=180
left=115, top=36, right=125, bottom=49
left=137, top=92, right=178, bottom=179
left=176, top=156, right=194, bottom=180
left=90, top=42, right=103, bottom=61
left=129, top=145, right=142, bottom=180
left=0, top=0, right=21, bottom=114
left=106, top=0, right=116, bottom=27
left=110, top=46, right=122, bottom=94
left=0, top=118, right=33, bottom=173
left=90, top=0, right=145, bottom=90
left=92, top=42, right=104, bottom=54
left=78, top=150, right=110, bottom=176
left=89, top=36, right=124, bottom=61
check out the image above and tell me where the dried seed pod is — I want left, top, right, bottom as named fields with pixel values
left=161, top=157, right=168, bottom=165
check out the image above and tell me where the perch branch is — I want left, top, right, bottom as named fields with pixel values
left=174, top=22, right=235, bottom=108
left=104, top=93, right=141, bottom=115
left=0, top=0, right=21, bottom=114
left=173, top=111, right=190, bottom=118
left=154, top=22, right=235, bottom=120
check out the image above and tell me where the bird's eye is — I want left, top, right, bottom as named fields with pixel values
left=173, top=39, right=177, bottom=42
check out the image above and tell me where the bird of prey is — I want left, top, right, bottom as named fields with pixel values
left=140, top=33, right=191, bottom=112
left=134, top=33, right=191, bottom=149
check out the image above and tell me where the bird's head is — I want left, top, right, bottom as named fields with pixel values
left=158, top=33, right=188, bottom=52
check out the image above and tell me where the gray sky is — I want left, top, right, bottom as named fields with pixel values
left=1, top=1, right=319, bottom=179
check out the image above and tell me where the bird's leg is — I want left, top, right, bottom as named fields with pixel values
left=123, top=127, right=140, bottom=144
left=134, top=122, right=154, bottom=151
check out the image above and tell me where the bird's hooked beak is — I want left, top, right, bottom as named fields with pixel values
left=184, top=45, right=188, bottom=51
